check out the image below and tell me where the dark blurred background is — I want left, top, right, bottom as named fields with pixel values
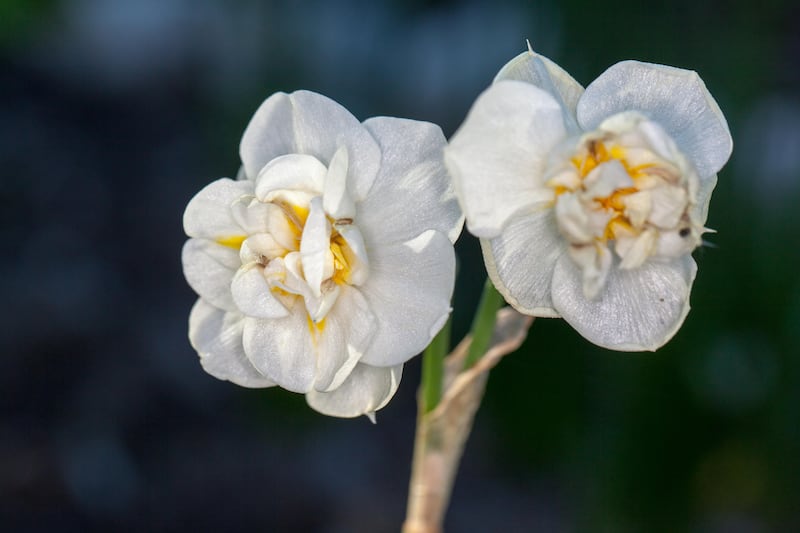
left=2, top=0, right=799, bottom=531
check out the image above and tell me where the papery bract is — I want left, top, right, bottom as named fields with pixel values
left=446, top=48, right=732, bottom=351
left=183, top=91, right=463, bottom=418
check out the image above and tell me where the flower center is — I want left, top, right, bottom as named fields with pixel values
left=543, top=112, right=703, bottom=298
left=214, top=150, right=369, bottom=339
left=261, top=192, right=367, bottom=325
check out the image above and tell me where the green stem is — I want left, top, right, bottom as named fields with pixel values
left=463, top=279, right=503, bottom=369
left=421, top=316, right=451, bottom=413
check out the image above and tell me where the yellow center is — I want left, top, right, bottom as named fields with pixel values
left=556, top=139, right=654, bottom=243
left=214, top=197, right=361, bottom=336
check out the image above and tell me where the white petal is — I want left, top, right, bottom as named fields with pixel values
left=481, top=209, right=563, bottom=317
left=358, top=230, right=456, bottom=367
left=254, top=154, right=326, bottom=201
left=240, top=91, right=381, bottom=201
left=239, top=233, right=287, bottom=263
left=323, top=146, right=355, bottom=219
left=230, top=196, right=271, bottom=235
left=189, top=299, right=274, bottom=388
left=242, top=309, right=316, bottom=393
left=312, top=287, right=376, bottom=392
left=569, top=243, right=613, bottom=299
left=359, top=117, right=463, bottom=245
left=577, top=61, right=733, bottom=178
left=622, top=190, right=652, bottom=228
left=445, top=80, right=566, bottom=237
left=617, top=228, right=658, bottom=270
left=551, top=253, right=697, bottom=351
left=335, top=224, right=370, bottom=286
left=692, top=173, right=717, bottom=226
left=583, top=160, right=634, bottom=199
left=300, top=196, right=333, bottom=298
left=654, top=228, right=698, bottom=258
left=230, top=263, right=290, bottom=319
left=494, top=49, right=584, bottom=132
left=182, top=239, right=239, bottom=312
left=183, top=178, right=254, bottom=239
left=648, top=186, right=688, bottom=229
left=555, top=192, right=593, bottom=244
left=266, top=202, right=303, bottom=251
left=306, top=363, right=403, bottom=419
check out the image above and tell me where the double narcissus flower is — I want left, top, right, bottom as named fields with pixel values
left=183, top=90, right=463, bottom=419
left=446, top=48, right=732, bottom=351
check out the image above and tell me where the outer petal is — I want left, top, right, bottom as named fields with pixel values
left=189, top=299, right=274, bottom=388
left=445, top=80, right=566, bottom=238
left=494, top=49, right=584, bottom=132
left=577, top=61, right=733, bottom=179
left=481, top=209, right=564, bottom=317
left=242, top=306, right=317, bottom=393
left=183, top=178, right=254, bottom=239
left=551, top=253, right=698, bottom=351
left=182, top=239, right=239, bottom=312
left=306, top=363, right=403, bottom=419
left=359, top=117, right=463, bottom=245
left=359, top=230, right=456, bottom=367
left=239, top=91, right=381, bottom=200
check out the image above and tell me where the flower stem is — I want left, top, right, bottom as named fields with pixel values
left=421, top=316, right=451, bottom=413
left=463, top=279, right=503, bottom=369
left=403, top=291, right=534, bottom=533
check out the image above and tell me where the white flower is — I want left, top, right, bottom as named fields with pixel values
left=446, top=48, right=732, bottom=351
left=183, top=90, right=463, bottom=418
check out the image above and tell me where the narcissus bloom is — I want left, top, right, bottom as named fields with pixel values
left=183, top=91, right=463, bottom=418
left=446, top=48, right=732, bottom=351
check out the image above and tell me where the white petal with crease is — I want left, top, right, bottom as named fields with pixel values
left=242, top=311, right=316, bottom=393
left=577, top=61, right=732, bottom=179
left=312, top=287, right=376, bottom=393
left=182, top=239, right=239, bottom=312
left=183, top=178, right=253, bottom=239
left=482, top=209, right=563, bottom=317
left=446, top=80, right=566, bottom=237
left=189, top=299, right=274, bottom=388
left=254, top=154, right=326, bottom=201
left=359, top=230, right=455, bottom=367
left=240, top=91, right=381, bottom=200
left=495, top=50, right=584, bottom=132
left=230, top=264, right=289, bottom=318
left=306, top=363, right=403, bottom=418
left=551, top=253, right=697, bottom=351
left=359, top=117, right=463, bottom=245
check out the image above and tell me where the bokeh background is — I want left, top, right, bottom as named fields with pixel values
left=2, top=0, right=799, bottom=531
